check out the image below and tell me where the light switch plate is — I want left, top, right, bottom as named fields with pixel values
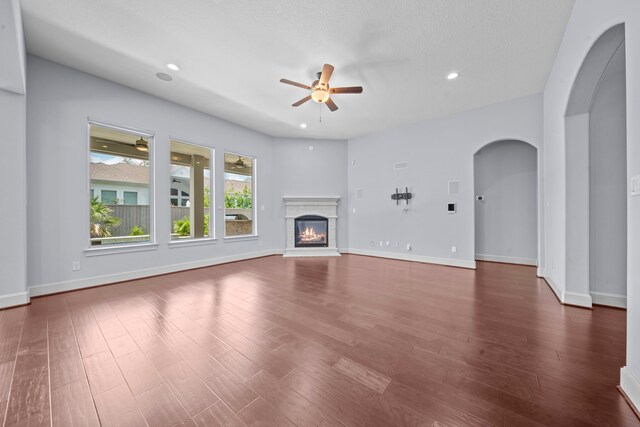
left=632, top=175, right=640, bottom=196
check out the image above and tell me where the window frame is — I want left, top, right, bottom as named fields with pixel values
left=223, top=150, right=257, bottom=240
left=168, top=138, right=216, bottom=246
left=85, top=119, right=157, bottom=256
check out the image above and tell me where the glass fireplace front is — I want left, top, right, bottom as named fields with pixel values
left=294, top=215, right=328, bottom=247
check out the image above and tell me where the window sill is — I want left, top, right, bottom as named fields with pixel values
left=85, top=242, right=159, bottom=257
left=223, top=235, right=259, bottom=242
left=168, top=238, right=218, bottom=248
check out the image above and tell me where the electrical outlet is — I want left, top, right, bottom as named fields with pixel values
left=352, top=208, right=356, bottom=213
left=386, top=241, right=390, bottom=246
left=406, top=243, right=412, bottom=251
left=370, top=240, right=375, bottom=247
left=451, top=246, right=457, bottom=253
left=72, top=261, right=81, bottom=271
left=379, top=241, right=384, bottom=246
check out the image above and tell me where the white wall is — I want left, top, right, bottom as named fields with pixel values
left=0, top=89, right=28, bottom=307
left=26, top=55, right=277, bottom=296
left=272, top=138, right=348, bottom=250
left=347, top=94, right=543, bottom=268
left=589, top=43, right=627, bottom=301
left=0, top=0, right=28, bottom=307
left=474, top=140, right=537, bottom=265
left=542, top=0, right=640, bottom=409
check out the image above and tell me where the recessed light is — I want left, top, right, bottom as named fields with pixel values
left=300, top=123, right=307, bottom=129
left=447, top=72, right=460, bottom=80
left=101, top=145, right=108, bottom=148
left=156, top=72, right=173, bottom=82
left=167, top=63, right=180, bottom=71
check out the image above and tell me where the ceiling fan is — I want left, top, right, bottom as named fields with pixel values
left=232, top=156, right=246, bottom=169
left=280, top=64, right=363, bottom=112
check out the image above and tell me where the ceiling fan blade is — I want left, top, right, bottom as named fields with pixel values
left=325, top=98, right=338, bottom=112
left=280, top=79, right=311, bottom=90
left=331, top=86, right=363, bottom=94
left=319, top=64, right=334, bottom=86
left=292, top=95, right=312, bottom=107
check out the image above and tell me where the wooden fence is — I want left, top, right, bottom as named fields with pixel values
left=104, top=205, right=252, bottom=237
left=106, top=205, right=190, bottom=236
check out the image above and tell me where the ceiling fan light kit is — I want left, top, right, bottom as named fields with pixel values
left=280, top=63, right=363, bottom=112
left=135, top=137, right=149, bottom=152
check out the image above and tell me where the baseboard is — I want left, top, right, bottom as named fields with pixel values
left=29, top=250, right=280, bottom=297
left=620, top=367, right=640, bottom=419
left=590, top=291, right=626, bottom=309
left=562, top=291, right=593, bottom=308
left=475, top=254, right=537, bottom=266
left=0, top=291, right=30, bottom=310
left=543, top=276, right=563, bottom=304
left=343, top=248, right=475, bottom=269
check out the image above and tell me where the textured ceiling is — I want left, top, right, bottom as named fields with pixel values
left=20, top=0, right=575, bottom=139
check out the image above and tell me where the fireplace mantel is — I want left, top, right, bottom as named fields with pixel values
left=283, top=196, right=340, bottom=257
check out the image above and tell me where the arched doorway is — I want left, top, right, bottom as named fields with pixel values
left=474, top=140, right=538, bottom=266
left=565, top=24, right=627, bottom=308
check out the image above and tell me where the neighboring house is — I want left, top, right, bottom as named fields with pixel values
left=90, top=162, right=150, bottom=205
left=91, top=162, right=193, bottom=206
left=91, top=163, right=246, bottom=207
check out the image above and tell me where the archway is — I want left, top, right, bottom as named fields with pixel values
left=565, top=24, right=627, bottom=308
left=474, top=140, right=538, bottom=266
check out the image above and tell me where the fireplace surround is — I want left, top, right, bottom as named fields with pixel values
left=283, top=196, right=340, bottom=257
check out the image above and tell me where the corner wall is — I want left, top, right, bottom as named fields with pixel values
left=0, top=90, right=28, bottom=307
left=0, top=0, right=28, bottom=307
left=346, top=94, right=543, bottom=268
left=542, top=0, right=640, bottom=409
left=272, top=138, right=348, bottom=251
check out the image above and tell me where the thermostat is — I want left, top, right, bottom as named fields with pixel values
left=447, top=203, right=456, bottom=214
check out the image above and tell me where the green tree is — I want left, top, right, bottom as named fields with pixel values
left=90, top=197, right=121, bottom=238
left=224, top=184, right=252, bottom=209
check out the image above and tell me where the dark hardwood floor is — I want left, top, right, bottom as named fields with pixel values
left=0, top=255, right=637, bottom=426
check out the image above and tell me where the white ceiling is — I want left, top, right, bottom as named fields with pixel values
left=20, top=0, right=575, bottom=140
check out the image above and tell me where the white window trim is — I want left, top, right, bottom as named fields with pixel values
left=224, top=149, right=257, bottom=238
left=87, top=119, right=156, bottom=251
left=85, top=242, right=158, bottom=257
left=168, top=237, right=218, bottom=248
left=223, top=234, right=259, bottom=242
left=169, top=137, right=215, bottom=240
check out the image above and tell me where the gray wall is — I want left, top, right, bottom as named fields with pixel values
left=0, top=0, right=28, bottom=306
left=474, top=140, right=537, bottom=264
left=347, top=94, right=542, bottom=267
left=0, top=89, right=28, bottom=305
left=589, top=42, right=627, bottom=298
left=272, top=138, right=348, bottom=250
left=26, top=55, right=276, bottom=291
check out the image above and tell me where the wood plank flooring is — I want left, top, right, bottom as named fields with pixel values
left=0, top=255, right=637, bottom=426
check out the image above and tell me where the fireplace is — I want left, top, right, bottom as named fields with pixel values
left=295, top=216, right=328, bottom=247
left=283, top=196, right=340, bottom=257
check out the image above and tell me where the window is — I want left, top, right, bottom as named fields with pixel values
left=89, top=123, right=152, bottom=246
left=123, top=191, right=138, bottom=205
left=170, top=140, right=213, bottom=240
left=100, top=190, right=117, bottom=205
left=224, top=152, right=255, bottom=237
